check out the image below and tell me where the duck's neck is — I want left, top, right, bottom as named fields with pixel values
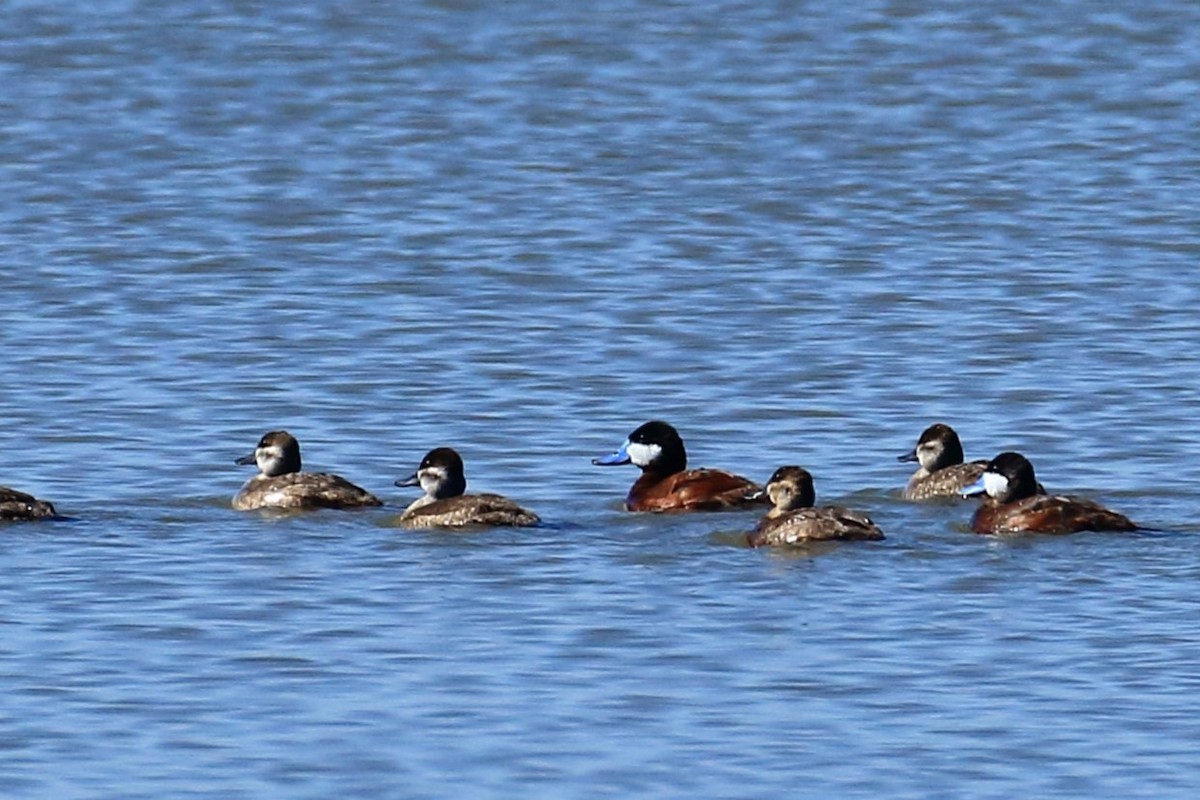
left=404, top=495, right=437, bottom=516
left=641, top=452, right=686, bottom=479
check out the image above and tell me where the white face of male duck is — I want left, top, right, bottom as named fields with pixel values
left=962, top=470, right=1008, bottom=499
left=591, top=438, right=661, bottom=468
left=591, top=420, right=684, bottom=473
left=962, top=452, right=1035, bottom=504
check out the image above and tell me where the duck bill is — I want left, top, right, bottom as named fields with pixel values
left=235, top=452, right=257, bottom=466
left=591, top=443, right=631, bottom=466
left=896, top=448, right=918, bottom=463
left=961, top=475, right=987, bottom=498
left=394, top=472, right=420, bottom=488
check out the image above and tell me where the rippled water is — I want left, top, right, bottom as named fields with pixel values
left=3, top=1, right=1200, bottom=797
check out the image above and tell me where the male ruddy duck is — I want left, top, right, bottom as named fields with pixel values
left=232, top=430, right=382, bottom=511
left=748, top=466, right=884, bottom=547
left=394, top=446, right=539, bottom=528
left=592, top=420, right=764, bottom=512
left=0, top=485, right=58, bottom=521
left=898, top=422, right=987, bottom=500
left=963, top=451, right=1137, bottom=535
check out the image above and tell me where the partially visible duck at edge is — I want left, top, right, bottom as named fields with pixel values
left=0, top=484, right=58, bottom=522
left=963, top=451, right=1137, bottom=535
left=395, top=446, right=539, bottom=528
left=898, top=422, right=987, bottom=500
left=748, top=465, right=884, bottom=547
left=233, top=430, right=382, bottom=511
left=592, top=420, right=764, bottom=512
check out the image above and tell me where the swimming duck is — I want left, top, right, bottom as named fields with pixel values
left=0, top=485, right=58, bottom=521
left=232, top=430, right=382, bottom=511
left=963, top=451, right=1137, bottom=535
left=898, top=423, right=987, bottom=500
left=395, top=446, right=539, bottom=528
left=748, top=466, right=884, bottom=546
left=592, top=420, right=764, bottom=512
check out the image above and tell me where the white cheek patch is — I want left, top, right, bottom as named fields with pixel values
left=625, top=441, right=661, bottom=467
left=258, top=445, right=284, bottom=468
left=419, top=466, right=447, bottom=493
left=983, top=471, right=1009, bottom=498
left=767, top=485, right=792, bottom=508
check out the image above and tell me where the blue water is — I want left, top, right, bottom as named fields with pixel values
left=3, top=1, right=1200, bottom=797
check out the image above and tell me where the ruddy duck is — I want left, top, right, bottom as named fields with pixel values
left=898, top=423, right=987, bottom=500
left=963, top=451, right=1137, bottom=535
left=232, top=430, right=382, bottom=511
left=394, top=446, right=539, bottom=528
left=0, top=485, right=58, bottom=521
left=592, top=420, right=764, bottom=512
left=748, top=466, right=884, bottom=547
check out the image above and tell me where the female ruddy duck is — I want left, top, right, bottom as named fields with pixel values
left=233, top=430, right=382, bottom=511
left=963, top=451, right=1137, bottom=535
left=898, top=423, right=987, bottom=500
left=592, top=420, right=764, bottom=512
left=1, top=484, right=58, bottom=521
left=748, top=466, right=884, bottom=547
left=394, top=447, right=539, bottom=528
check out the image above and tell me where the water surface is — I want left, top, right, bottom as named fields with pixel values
left=3, top=1, right=1200, bottom=797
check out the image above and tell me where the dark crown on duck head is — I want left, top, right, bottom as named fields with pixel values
left=986, top=451, right=1040, bottom=503
left=418, top=446, right=468, bottom=498
left=631, top=420, right=687, bottom=473
left=900, top=423, right=965, bottom=470
left=922, top=423, right=964, bottom=462
left=765, top=465, right=816, bottom=511
left=236, top=430, right=302, bottom=477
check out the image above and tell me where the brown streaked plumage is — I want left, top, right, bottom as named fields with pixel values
left=898, top=422, right=987, bottom=500
left=232, top=430, right=381, bottom=511
left=592, top=420, right=764, bottom=512
left=395, top=447, right=539, bottom=529
left=965, top=451, right=1137, bottom=535
left=748, top=466, right=884, bottom=547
